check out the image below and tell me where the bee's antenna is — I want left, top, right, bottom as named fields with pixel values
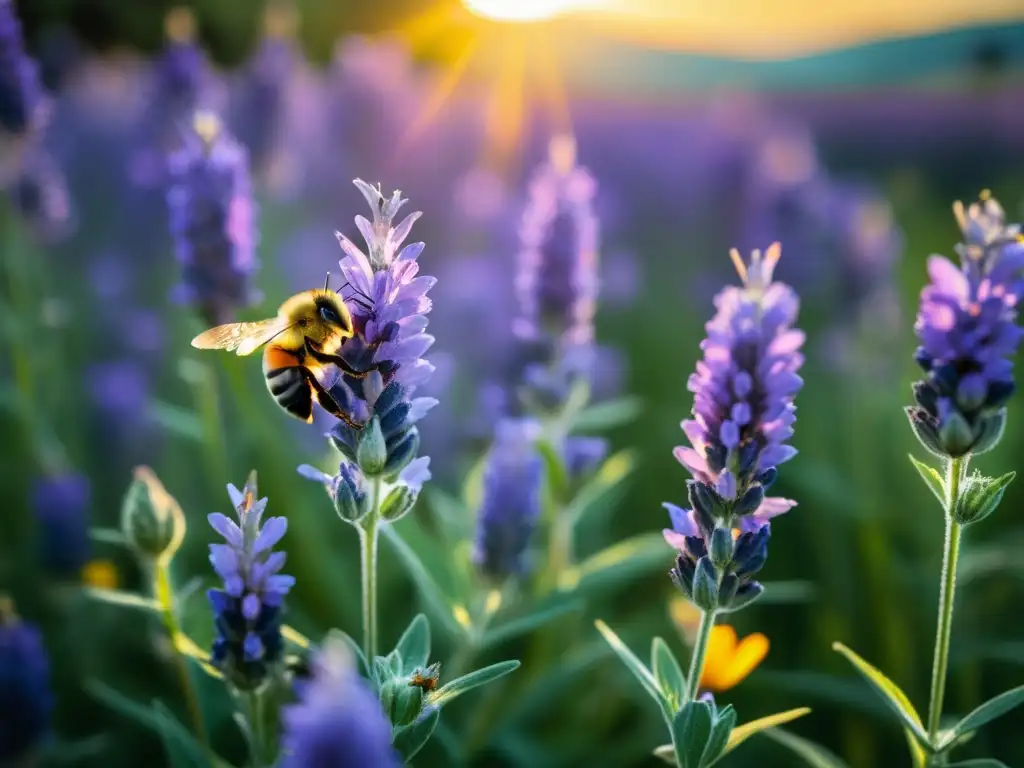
left=323, top=271, right=330, bottom=291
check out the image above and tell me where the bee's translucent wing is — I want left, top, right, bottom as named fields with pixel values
left=191, top=317, right=290, bottom=356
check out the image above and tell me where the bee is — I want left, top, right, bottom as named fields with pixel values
left=191, top=276, right=371, bottom=429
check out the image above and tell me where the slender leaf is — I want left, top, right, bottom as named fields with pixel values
left=571, top=396, right=643, bottom=432
left=537, top=439, right=570, bottom=502
left=426, top=487, right=472, bottom=542
left=565, top=449, right=637, bottom=527
left=382, top=526, right=464, bottom=639
left=651, top=637, right=686, bottom=710
left=673, top=701, right=714, bottom=768
left=653, top=744, right=676, bottom=765
left=724, top=708, right=812, bottom=753
left=479, top=597, right=584, bottom=649
left=905, top=728, right=927, bottom=768
left=909, top=455, right=946, bottom=506
left=558, top=532, right=670, bottom=594
left=83, top=588, right=160, bottom=612
left=395, top=614, right=431, bottom=674
left=152, top=701, right=208, bottom=768
left=595, top=620, right=672, bottom=724
left=757, top=580, right=817, bottom=604
left=947, top=761, right=1010, bottom=767
left=762, top=727, right=850, bottom=768
left=393, top=707, right=441, bottom=761
left=89, top=528, right=126, bottom=545
left=462, top=452, right=488, bottom=512
left=150, top=400, right=204, bottom=441
left=281, top=624, right=312, bottom=650
left=701, top=705, right=737, bottom=768
left=832, top=642, right=931, bottom=751
left=428, top=660, right=520, bottom=708
left=88, top=680, right=167, bottom=733
left=173, top=633, right=223, bottom=681
left=89, top=681, right=211, bottom=764
left=951, top=684, right=1024, bottom=741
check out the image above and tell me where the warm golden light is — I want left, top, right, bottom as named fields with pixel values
left=463, top=0, right=578, bottom=22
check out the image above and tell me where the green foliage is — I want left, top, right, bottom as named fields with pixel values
left=832, top=642, right=931, bottom=751
left=909, top=455, right=947, bottom=507
left=954, top=471, right=1016, bottom=526
left=762, top=728, right=851, bottom=768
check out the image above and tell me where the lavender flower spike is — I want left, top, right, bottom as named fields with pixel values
left=515, top=134, right=599, bottom=346
left=280, top=633, right=399, bottom=768
left=908, top=192, right=1024, bottom=457
left=167, top=111, right=259, bottom=327
left=472, top=418, right=544, bottom=579
left=0, top=0, right=46, bottom=137
left=207, top=471, right=294, bottom=690
left=328, top=180, right=437, bottom=478
left=665, top=244, right=804, bottom=613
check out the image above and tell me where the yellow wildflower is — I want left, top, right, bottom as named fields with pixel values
left=81, top=559, right=119, bottom=590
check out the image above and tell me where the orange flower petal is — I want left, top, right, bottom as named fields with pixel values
left=700, top=624, right=738, bottom=692
left=716, top=632, right=770, bottom=691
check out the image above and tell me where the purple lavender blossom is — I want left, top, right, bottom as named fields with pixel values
left=0, top=601, right=53, bottom=763
left=280, top=634, right=399, bottom=768
left=327, top=180, right=436, bottom=477
left=908, top=193, right=1024, bottom=457
left=231, top=2, right=298, bottom=182
left=0, top=0, right=46, bottom=137
left=167, top=111, right=259, bottom=326
left=130, top=7, right=213, bottom=187
left=7, top=149, right=74, bottom=241
left=472, top=418, right=544, bottom=579
left=31, top=473, right=91, bottom=579
left=207, top=473, right=294, bottom=690
left=514, top=134, right=599, bottom=346
left=665, top=244, right=804, bottom=613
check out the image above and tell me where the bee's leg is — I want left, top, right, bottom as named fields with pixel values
left=304, top=337, right=370, bottom=379
left=303, top=368, right=365, bottom=431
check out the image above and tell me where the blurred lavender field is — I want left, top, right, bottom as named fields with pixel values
left=3, top=1, right=1024, bottom=766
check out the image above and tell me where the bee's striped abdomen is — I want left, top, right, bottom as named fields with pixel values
left=263, top=345, right=314, bottom=423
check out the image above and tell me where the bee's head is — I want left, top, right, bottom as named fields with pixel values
left=311, top=291, right=354, bottom=339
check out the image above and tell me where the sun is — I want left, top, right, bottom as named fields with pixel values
left=462, top=0, right=579, bottom=22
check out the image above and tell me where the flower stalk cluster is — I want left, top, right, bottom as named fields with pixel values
left=907, top=192, right=1024, bottom=458
left=300, top=180, right=436, bottom=659
left=207, top=471, right=295, bottom=691
left=0, top=0, right=47, bottom=139
left=663, top=243, right=803, bottom=697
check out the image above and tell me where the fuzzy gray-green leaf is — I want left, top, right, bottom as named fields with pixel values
left=395, top=614, right=431, bottom=675
left=908, top=455, right=946, bottom=506
left=950, top=684, right=1024, bottom=741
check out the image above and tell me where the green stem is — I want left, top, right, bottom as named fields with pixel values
left=153, top=560, right=209, bottom=751
left=545, top=512, right=573, bottom=590
left=685, top=609, right=717, bottom=701
left=247, top=689, right=264, bottom=768
left=926, top=456, right=967, bottom=750
left=360, top=477, right=382, bottom=659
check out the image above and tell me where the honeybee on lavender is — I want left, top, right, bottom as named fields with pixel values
left=191, top=275, right=371, bottom=428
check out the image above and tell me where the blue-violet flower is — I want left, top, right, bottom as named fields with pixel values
left=665, top=244, right=804, bottom=612
left=0, top=599, right=54, bottom=763
left=0, top=0, right=46, bottom=136
left=32, top=473, right=91, bottom=579
left=908, top=192, right=1024, bottom=457
left=280, top=633, right=399, bottom=768
left=207, top=472, right=294, bottom=690
left=472, top=418, right=544, bottom=579
left=329, top=179, right=437, bottom=478
left=167, top=111, right=259, bottom=327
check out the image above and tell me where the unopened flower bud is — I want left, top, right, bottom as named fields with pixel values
left=120, top=467, right=185, bottom=564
